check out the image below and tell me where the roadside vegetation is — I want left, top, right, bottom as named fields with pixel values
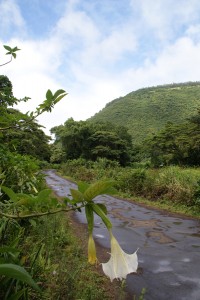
left=56, top=159, right=200, bottom=218
left=1, top=44, right=200, bottom=299
left=0, top=210, right=115, bottom=300
left=50, top=91, right=200, bottom=218
left=0, top=46, right=130, bottom=299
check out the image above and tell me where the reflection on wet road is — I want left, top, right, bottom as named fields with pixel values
left=45, top=170, right=200, bottom=300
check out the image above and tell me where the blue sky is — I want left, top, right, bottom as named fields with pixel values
left=1, top=0, right=200, bottom=133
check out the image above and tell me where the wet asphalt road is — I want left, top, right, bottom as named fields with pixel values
left=45, top=170, right=200, bottom=300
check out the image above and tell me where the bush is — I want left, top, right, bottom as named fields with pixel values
left=0, top=149, right=43, bottom=195
left=155, top=167, right=198, bottom=204
left=115, top=168, right=147, bottom=195
left=58, top=159, right=200, bottom=208
left=61, top=159, right=95, bottom=182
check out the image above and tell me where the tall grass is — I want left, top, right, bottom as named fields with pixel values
left=0, top=212, right=115, bottom=299
left=58, top=159, right=200, bottom=210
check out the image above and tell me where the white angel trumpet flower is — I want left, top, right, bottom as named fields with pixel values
left=102, top=231, right=138, bottom=281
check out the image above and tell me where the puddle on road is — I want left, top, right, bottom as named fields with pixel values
left=95, top=234, right=105, bottom=239
left=110, top=208, right=158, bottom=227
left=181, top=258, right=191, bottom=262
left=192, top=244, right=200, bottom=248
left=153, top=260, right=173, bottom=273
left=173, top=221, right=182, bottom=225
left=146, top=231, right=175, bottom=243
left=190, top=233, right=200, bottom=238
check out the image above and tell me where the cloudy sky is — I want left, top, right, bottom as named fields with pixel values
left=1, top=0, right=200, bottom=134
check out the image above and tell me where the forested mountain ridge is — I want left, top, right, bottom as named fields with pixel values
left=89, top=82, right=200, bottom=144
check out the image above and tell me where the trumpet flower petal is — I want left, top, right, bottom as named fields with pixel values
left=88, top=234, right=98, bottom=265
left=102, top=232, right=138, bottom=281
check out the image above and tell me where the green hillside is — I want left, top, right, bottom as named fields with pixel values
left=89, top=82, right=200, bottom=144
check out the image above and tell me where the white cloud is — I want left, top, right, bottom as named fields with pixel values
left=55, top=5, right=99, bottom=43
left=86, top=27, right=137, bottom=64
left=186, top=24, right=200, bottom=42
left=0, top=0, right=25, bottom=36
left=130, top=0, right=200, bottom=42
left=1, top=0, right=200, bottom=135
left=119, top=36, right=200, bottom=92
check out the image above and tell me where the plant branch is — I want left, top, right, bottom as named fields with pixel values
left=0, top=205, right=85, bottom=220
left=0, top=56, right=12, bottom=67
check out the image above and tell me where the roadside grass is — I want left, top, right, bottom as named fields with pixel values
left=1, top=165, right=132, bottom=300
left=0, top=210, right=119, bottom=299
left=23, top=212, right=117, bottom=300
left=57, top=160, right=200, bottom=219
left=120, top=194, right=200, bottom=219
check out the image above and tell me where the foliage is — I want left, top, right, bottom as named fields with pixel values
left=51, top=119, right=133, bottom=166
left=58, top=160, right=200, bottom=211
left=0, top=75, right=58, bottom=161
left=60, top=158, right=121, bottom=182
left=3, top=45, right=20, bottom=58
left=49, top=142, right=65, bottom=164
left=0, top=171, right=119, bottom=298
left=115, top=168, right=147, bottom=195
left=1, top=44, right=132, bottom=296
left=145, top=111, right=200, bottom=167
left=88, top=130, right=130, bottom=165
left=0, top=75, right=18, bottom=107
left=0, top=69, right=67, bottom=194
left=0, top=215, right=41, bottom=299
left=89, top=82, right=200, bottom=144
left=1, top=108, right=51, bottom=161
left=0, top=149, right=42, bottom=194
left=0, top=45, right=70, bottom=298
left=0, top=212, right=114, bottom=300
left=0, top=45, right=20, bottom=66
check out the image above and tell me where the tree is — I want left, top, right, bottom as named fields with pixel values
left=51, top=119, right=133, bottom=165
left=89, top=130, right=130, bottom=165
left=0, top=75, right=15, bottom=106
left=2, top=108, right=51, bottom=160
left=146, top=112, right=200, bottom=167
left=0, top=48, right=67, bottom=193
left=0, top=75, right=52, bottom=161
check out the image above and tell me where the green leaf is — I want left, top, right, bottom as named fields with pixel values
left=95, top=203, right=107, bottom=215
left=53, top=93, right=67, bottom=105
left=1, top=186, right=18, bottom=202
left=77, top=181, right=90, bottom=193
left=91, top=203, right=112, bottom=229
left=46, top=89, right=53, bottom=100
left=53, top=89, right=66, bottom=99
left=70, top=189, right=84, bottom=203
left=12, top=46, right=20, bottom=52
left=0, top=264, right=41, bottom=292
left=3, top=45, right=12, bottom=51
left=12, top=52, right=17, bottom=59
left=15, top=194, right=34, bottom=207
left=36, top=189, right=52, bottom=203
left=85, top=204, right=94, bottom=233
left=84, top=180, right=116, bottom=202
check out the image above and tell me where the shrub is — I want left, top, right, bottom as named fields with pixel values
left=115, top=168, right=147, bottom=195
left=0, top=149, right=43, bottom=195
